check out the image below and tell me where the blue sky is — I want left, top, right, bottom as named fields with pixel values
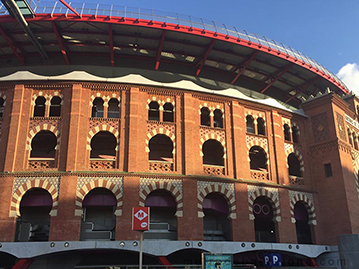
left=78, top=0, right=359, bottom=94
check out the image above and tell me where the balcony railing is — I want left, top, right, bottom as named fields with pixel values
left=28, top=158, right=56, bottom=169
left=203, top=164, right=225, bottom=176
left=250, top=170, right=269, bottom=181
left=149, top=160, right=173, bottom=172
left=90, top=159, right=116, bottom=170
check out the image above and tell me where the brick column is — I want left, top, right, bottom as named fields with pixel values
left=276, top=189, right=296, bottom=243
left=49, top=175, right=81, bottom=241
left=175, top=95, right=182, bottom=173
left=182, top=93, right=201, bottom=175
left=0, top=176, right=16, bottom=241
left=231, top=102, right=250, bottom=179
left=224, top=102, right=234, bottom=178
left=3, top=85, right=32, bottom=172
left=177, top=178, right=203, bottom=240
left=65, top=84, right=91, bottom=171
left=268, top=110, right=287, bottom=184
left=125, top=88, right=147, bottom=172
left=116, top=176, right=140, bottom=240
left=232, top=183, right=255, bottom=241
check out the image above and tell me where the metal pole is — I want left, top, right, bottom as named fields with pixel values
left=139, top=231, right=144, bottom=269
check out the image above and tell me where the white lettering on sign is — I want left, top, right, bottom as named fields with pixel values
left=134, top=210, right=148, bottom=221
left=345, top=114, right=359, bottom=130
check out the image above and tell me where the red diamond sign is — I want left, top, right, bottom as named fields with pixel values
left=132, top=207, right=150, bottom=231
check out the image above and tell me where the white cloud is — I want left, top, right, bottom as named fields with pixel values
left=337, top=63, right=359, bottom=96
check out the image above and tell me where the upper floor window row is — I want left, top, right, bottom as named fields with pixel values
left=92, top=97, right=120, bottom=119
left=148, top=101, right=174, bottom=122
left=34, top=96, right=61, bottom=117
left=201, top=107, right=223, bottom=128
left=246, top=115, right=266, bottom=136
left=284, top=124, right=299, bottom=143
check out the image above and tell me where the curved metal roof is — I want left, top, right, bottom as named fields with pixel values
left=0, top=1, right=349, bottom=107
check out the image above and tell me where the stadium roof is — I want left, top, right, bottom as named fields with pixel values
left=0, top=0, right=349, bottom=108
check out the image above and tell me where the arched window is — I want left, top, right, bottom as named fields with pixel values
left=149, top=134, right=173, bottom=161
left=80, top=188, right=116, bottom=241
left=16, top=188, right=52, bottom=242
left=49, top=96, right=61, bottom=117
left=213, top=109, right=223, bottom=128
left=145, top=189, right=177, bottom=240
left=292, top=126, right=299, bottom=143
left=288, top=153, right=301, bottom=177
left=294, top=202, right=312, bottom=244
left=30, top=131, right=57, bottom=159
left=163, top=103, right=174, bottom=122
left=253, top=196, right=276, bottom=243
left=201, top=107, right=210, bottom=126
left=284, top=124, right=291, bottom=141
left=202, top=139, right=224, bottom=166
left=148, top=101, right=160, bottom=121
left=203, top=193, right=231, bottom=241
left=33, top=96, right=46, bottom=117
left=90, top=131, right=117, bottom=160
left=246, top=115, right=255, bottom=134
left=249, top=146, right=267, bottom=171
left=108, top=98, right=120, bottom=119
left=0, top=97, right=4, bottom=118
left=92, top=98, right=104, bottom=118
left=257, top=117, right=265, bottom=135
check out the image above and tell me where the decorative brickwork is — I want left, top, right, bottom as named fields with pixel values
left=75, top=177, right=123, bottom=216
left=10, top=177, right=60, bottom=217
left=147, top=96, right=175, bottom=109
left=312, top=113, right=330, bottom=143
left=250, top=170, right=269, bottom=181
left=199, top=102, right=224, bottom=116
left=89, top=118, right=120, bottom=131
left=288, top=190, right=317, bottom=225
left=352, top=150, right=359, bottom=200
left=28, top=160, right=56, bottom=169
left=284, top=142, right=304, bottom=171
left=149, top=161, right=174, bottom=172
left=145, top=123, right=176, bottom=154
left=289, top=176, right=305, bottom=186
left=244, top=109, right=266, bottom=120
left=89, top=160, right=116, bottom=170
left=90, top=91, right=121, bottom=106
left=27, top=122, right=61, bottom=151
left=247, top=185, right=281, bottom=222
left=199, top=131, right=226, bottom=158
left=336, top=112, right=347, bottom=141
left=87, top=123, right=120, bottom=150
left=31, top=90, right=63, bottom=106
left=203, top=165, right=225, bottom=176
left=139, top=178, right=183, bottom=217
left=197, top=181, right=236, bottom=219
left=246, top=135, right=268, bottom=151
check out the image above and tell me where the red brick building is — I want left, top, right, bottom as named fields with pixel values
left=0, top=1, right=358, bottom=268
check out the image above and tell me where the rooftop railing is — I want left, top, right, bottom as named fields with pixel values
left=0, top=0, right=348, bottom=93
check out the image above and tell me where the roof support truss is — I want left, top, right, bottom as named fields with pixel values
left=51, top=21, right=69, bottom=65
left=0, top=25, right=24, bottom=65
left=155, top=30, right=166, bottom=70
left=260, top=63, right=293, bottom=94
left=109, top=24, right=115, bottom=66
left=230, top=50, right=259, bottom=85
left=195, top=39, right=216, bottom=76
left=285, top=76, right=321, bottom=103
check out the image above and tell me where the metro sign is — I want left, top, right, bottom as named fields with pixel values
left=132, top=207, right=150, bottom=231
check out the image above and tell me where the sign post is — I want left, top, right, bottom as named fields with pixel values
left=132, top=207, right=150, bottom=269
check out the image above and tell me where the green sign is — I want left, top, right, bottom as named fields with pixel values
left=203, top=254, right=233, bottom=269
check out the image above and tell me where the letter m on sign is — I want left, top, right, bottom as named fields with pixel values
left=132, top=207, right=150, bottom=231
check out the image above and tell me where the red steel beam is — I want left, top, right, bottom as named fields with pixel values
left=12, top=259, right=33, bottom=269
left=155, top=30, right=166, bottom=70
left=195, top=39, right=216, bottom=76
left=230, top=51, right=259, bottom=85
left=59, top=0, right=80, bottom=17
left=0, top=25, right=24, bottom=65
left=260, top=63, right=293, bottom=94
left=51, top=21, right=69, bottom=65
left=109, top=24, right=115, bottom=66
left=285, top=76, right=321, bottom=103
